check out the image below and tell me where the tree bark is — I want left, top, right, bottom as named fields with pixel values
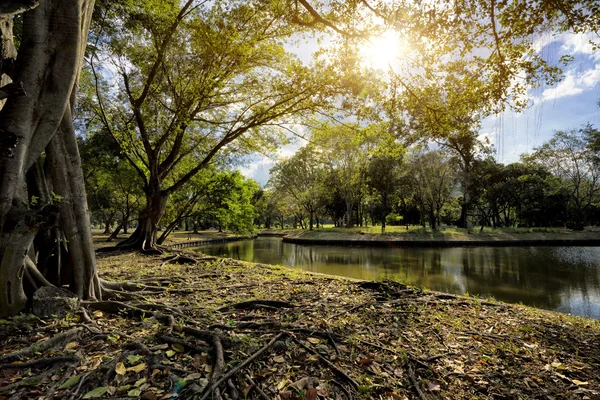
left=118, top=189, right=168, bottom=250
left=0, top=0, right=98, bottom=316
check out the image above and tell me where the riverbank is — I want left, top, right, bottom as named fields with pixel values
left=1, top=245, right=599, bottom=399
left=281, top=229, right=600, bottom=247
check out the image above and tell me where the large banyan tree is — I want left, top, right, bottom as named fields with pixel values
left=0, top=0, right=99, bottom=317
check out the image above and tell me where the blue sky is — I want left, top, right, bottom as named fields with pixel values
left=241, top=31, right=600, bottom=185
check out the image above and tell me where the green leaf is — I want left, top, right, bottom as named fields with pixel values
left=127, top=355, right=143, bottom=365
left=59, top=375, right=82, bottom=389
left=127, top=388, right=141, bottom=397
left=83, top=386, right=109, bottom=399
left=135, top=378, right=147, bottom=387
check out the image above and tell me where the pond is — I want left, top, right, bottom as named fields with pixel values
left=196, top=236, right=600, bottom=318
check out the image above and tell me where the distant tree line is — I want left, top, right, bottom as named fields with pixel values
left=259, top=124, right=600, bottom=232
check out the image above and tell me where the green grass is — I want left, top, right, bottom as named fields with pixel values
left=264, top=225, right=576, bottom=236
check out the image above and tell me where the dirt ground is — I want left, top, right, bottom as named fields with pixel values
left=1, top=242, right=599, bottom=399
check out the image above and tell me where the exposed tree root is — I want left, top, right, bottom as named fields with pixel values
left=217, top=299, right=296, bottom=312
left=0, top=362, right=74, bottom=394
left=0, top=327, right=83, bottom=363
left=161, top=254, right=200, bottom=266
left=83, top=301, right=175, bottom=330
left=244, top=373, right=270, bottom=400
left=330, top=379, right=353, bottom=400
left=100, top=278, right=165, bottom=293
left=157, top=335, right=210, bottom=354
left=0, top=355, right=79, bottom=371
left=408, top=362, right=429, bottom=400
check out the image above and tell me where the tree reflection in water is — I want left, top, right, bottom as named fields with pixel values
left=197, top=237, right=600, bottom=318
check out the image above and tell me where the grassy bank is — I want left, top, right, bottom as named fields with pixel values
left=278, top=226, right=600, bottom=245
left=1, top=245, right=599, bottom=399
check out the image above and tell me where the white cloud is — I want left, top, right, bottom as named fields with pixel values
left=239, top=157, right=275, bottom=186
left=539, top=64, right=600, bottom=102
left=477, top=131, right=495, bottom=146
left=561, top=32, right=600, bottom=61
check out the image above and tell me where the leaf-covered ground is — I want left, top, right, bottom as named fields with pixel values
left=1, top=245, right=600, bottom=400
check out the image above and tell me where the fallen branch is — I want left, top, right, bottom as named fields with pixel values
left=200, top=332, right=286, bottom=400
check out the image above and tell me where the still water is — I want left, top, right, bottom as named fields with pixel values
left=196, top=237, right=600, bottom=318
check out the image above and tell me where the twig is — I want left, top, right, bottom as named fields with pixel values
left=408, top=362, right=428, bottom=400
left=200, top=332, right=286, bottom=400
left=292, top=337, right=358, bottom=389
left=244, top=374, right=270, bottom=400
left=329, top=379, right=353, bottom=400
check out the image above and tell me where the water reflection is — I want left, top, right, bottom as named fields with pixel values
left=196, top=237, right=600, bottom=318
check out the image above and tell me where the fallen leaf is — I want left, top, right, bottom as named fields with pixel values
left=59, top=375, right=82, bottom=389
left=165, top=350, right=176, bottom=358
left=127, top=363, right=147, bottom=373
left=358, top=358, right=373, bottom=366
left=83, top=386, right=109, bottom=399
left=128, top=388, right=142, bottom=397
left=140, top=392, right=158, bottom=400
left=307, top=337, right=320, bottom=344
left=273, top=355, right=285, bottom=363
left=135, top=378, right=147, bottom=387
left=115, top=362, right=127, bottom=375
left=572, top=379, right=589, bottom=386
left=64, top=341, right=78, bottom=351
left=171, top=343, right=185, bottom=353
left=427, top=382, right=441, bottom=391
left=127, top=355, right=143, bottom=364
left=277, top=380, right=288, bottom=390
left=185, top=373, right=202, bottom=380
left=305, top=388, right=318, bottom=400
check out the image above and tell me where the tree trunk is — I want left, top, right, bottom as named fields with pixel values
left=0, top=0, right=98, bottom=317
left=118, top=189, right=168, bottom=250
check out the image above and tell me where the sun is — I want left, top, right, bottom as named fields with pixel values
left=360, top=30, right=408, bottom=70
